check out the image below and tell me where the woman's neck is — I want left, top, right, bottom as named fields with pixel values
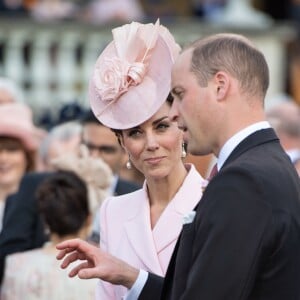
left=146, top=163, right=188, bottom=228
left=146, top=163, right=188, bottom=206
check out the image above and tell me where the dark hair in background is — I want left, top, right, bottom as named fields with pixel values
left=0, top=136, right=36, bottom=171
left=80, top=109, right=104, bottom=126
left=36, top=170, right=89, bottom=237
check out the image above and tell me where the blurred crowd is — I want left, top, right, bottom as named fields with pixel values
left=0, top=0, right=299, bottom=24
left=0, top=75, right=144, bottom=298
left=0, top=1, right=299, bottom=298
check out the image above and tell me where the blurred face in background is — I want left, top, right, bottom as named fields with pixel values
left=45, top=136, right=81, bottom=171
left=82, top=123, right=125, bottom=175
left=0, top=89, right=14, bottom=105
left=0, top=137, right=28, bottom=192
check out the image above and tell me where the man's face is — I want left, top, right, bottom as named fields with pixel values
left=170, top=49, right=216, bottom=156
left=82, top=123, right=125, bottom=174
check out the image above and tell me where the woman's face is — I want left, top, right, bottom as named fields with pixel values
left=0, top=138, right=28, bottom=191
left=121, top=102, right=184, bottom=180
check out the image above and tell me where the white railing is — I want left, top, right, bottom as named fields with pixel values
left=0, top=17, right=296, bottom=115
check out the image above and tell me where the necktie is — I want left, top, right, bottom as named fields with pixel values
left=207, top=163, right=218, bottom=181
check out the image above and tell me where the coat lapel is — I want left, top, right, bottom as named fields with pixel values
left=153, top=165, right=205, bottom=254
left=124, top=187, right=163, bottom=275
left=124, top=165, right=206, bottom=275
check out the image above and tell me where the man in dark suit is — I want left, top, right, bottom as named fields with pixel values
left=56, top=33, right=300, bottom=299
left=139, top=33, right=300, bottom=300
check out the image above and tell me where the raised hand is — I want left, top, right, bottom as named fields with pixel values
left=56, top=238, right=139, bottom=288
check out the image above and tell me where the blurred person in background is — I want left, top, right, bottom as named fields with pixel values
left=81, top=110, right=141, bottom=243
left=0, top=138, right=112, bottom=284
left=0, top=120, right=81, bottom=284
left=266, top=100, right=300, bottom=168
left=81, top=0, right=144, bottom=24
left=81, top=110, right=143, bottom=189
left=50, top=144, right=113, bottom=244
left=1, top=170, right=98, bottom=299
left=0, top=0, right=27, bottom=15
left=30, top=0, right=78, bottom=21
left=0, top=103, right=41, bottom=232
left=38, top=121, right=82, bottom=171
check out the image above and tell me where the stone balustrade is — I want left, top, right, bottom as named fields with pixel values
left=0, top=17, right=296, bottom=115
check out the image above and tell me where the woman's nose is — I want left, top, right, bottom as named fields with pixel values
left=145, top=133, right=159, bottom=151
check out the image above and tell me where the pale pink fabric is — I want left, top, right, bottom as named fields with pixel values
left=0, top=103, right=43, bottom=151
left=96, top=164, right=207, bottom=299
left=1, top=248, right=98, bottom=300
left=89, top=20, right=181, bottom=129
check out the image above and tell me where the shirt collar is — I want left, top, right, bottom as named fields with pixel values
left=286, top=149, right=300, bottom=163
left=217, top=121, right=271, bottom=170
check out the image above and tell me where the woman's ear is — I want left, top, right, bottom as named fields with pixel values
left=214, top=71, right=230, bottom=101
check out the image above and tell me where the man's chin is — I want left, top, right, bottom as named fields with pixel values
left=187, top=143, right=206, bottom=156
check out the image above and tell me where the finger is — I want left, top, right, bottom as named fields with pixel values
left=56, top=248, right=75, bottom=260
left=78, top=266, right=103, bottom=280
left=60, top=251, right=84, bottom=269
left=56, top=238, right=83, bottom=250
left=68, top=261, right=90, bottom=278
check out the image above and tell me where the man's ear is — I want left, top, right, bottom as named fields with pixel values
left=214, top=71, right=230, bottom=101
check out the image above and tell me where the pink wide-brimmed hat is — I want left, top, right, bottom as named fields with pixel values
left=89, top=19, right=181, bottom=129
left=0, top=103, right=43, bottom=151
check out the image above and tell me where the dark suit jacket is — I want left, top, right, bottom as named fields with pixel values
left=0, top=172, right=51, bottom=283
left=114, top=177, right=141, bottom=196
left=140, top=128, right=300, bottom=300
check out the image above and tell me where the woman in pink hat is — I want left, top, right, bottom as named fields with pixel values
left=0, top=103, right=41, bottom=233
left=57, top=20, right=207, bottom=299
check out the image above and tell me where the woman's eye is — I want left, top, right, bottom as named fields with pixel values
left=128, top=129, right=141, bottom=137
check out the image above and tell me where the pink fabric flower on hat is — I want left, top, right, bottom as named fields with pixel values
left=94, top=57, right=146, bottom=102
left=92, top=20, right=160, bottom=105
left=94, top=57, right=129, bottom=102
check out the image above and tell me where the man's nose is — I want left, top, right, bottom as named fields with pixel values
left=169, top=100, right=179, bottom=122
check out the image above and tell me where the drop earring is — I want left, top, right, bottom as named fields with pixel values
left=126, top=159, right=132, bottom=169
left=181, top=143, right=187, bottom=158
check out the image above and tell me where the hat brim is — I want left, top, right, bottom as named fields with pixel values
left=0, top=124, right=39, bottom=151
left=89, top=35, right=173, bottom=130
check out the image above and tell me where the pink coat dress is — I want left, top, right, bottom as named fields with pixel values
left=96, top=164, right=207, bottom=299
